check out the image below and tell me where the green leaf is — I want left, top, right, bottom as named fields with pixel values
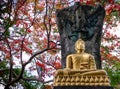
left=4, top=30, right=10, bottom=37
left=53, top=29, right=58, bottom=33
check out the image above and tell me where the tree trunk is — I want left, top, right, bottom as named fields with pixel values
left=56, top=2, right=105, bottom=69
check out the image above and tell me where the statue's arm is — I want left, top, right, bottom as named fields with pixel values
left=89, top=55, right=97, bottom=70
left=66, top=55, right=72, bottom=69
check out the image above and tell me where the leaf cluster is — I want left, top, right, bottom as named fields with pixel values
left=104, top=60, right=120, bottom=87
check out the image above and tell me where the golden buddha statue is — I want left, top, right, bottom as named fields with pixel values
left=54, top=39, right=110, bottom=86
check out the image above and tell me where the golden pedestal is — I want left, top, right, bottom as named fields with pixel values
left=54, top=75, right=110, bottom=86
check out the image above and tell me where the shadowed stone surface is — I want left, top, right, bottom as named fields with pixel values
left=56, top=2, right=105, bottom=69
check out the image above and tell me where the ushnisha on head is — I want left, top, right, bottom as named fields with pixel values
left=75, top=39, right=85, bottom=52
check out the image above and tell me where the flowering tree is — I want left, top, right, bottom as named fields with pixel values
left=0, top=0, right=62, bottom=88
left=0, top=0, right=120, bottom=88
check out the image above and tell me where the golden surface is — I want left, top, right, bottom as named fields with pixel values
left=54, top=39, right=110, bottom=86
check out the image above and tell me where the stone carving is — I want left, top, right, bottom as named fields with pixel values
left=53, top=39, right=110, bottom=86
left=56, top=2, right=105, bottom=69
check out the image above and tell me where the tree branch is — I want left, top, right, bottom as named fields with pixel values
left=23, top=48, right=54, bottom=66
left=5, top=39, right=13, bottom=82
left=4, top=65, right=25, bottom=89
left=22, top=77, right=53, bottom=84
left=103, top=37, right=120, bottom=40
left=35, top=57, right=56, bottom=69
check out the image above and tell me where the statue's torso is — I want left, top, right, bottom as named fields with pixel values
left=71, top=53, right=91, bottom=70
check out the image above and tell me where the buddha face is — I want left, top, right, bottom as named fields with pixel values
left=75, top=39, right=85, bottom=51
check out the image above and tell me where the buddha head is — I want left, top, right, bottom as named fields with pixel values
left=75, top=39, right=85, bottom=52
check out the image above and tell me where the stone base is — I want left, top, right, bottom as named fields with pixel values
left=53, top=86, right=114, bottom=89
